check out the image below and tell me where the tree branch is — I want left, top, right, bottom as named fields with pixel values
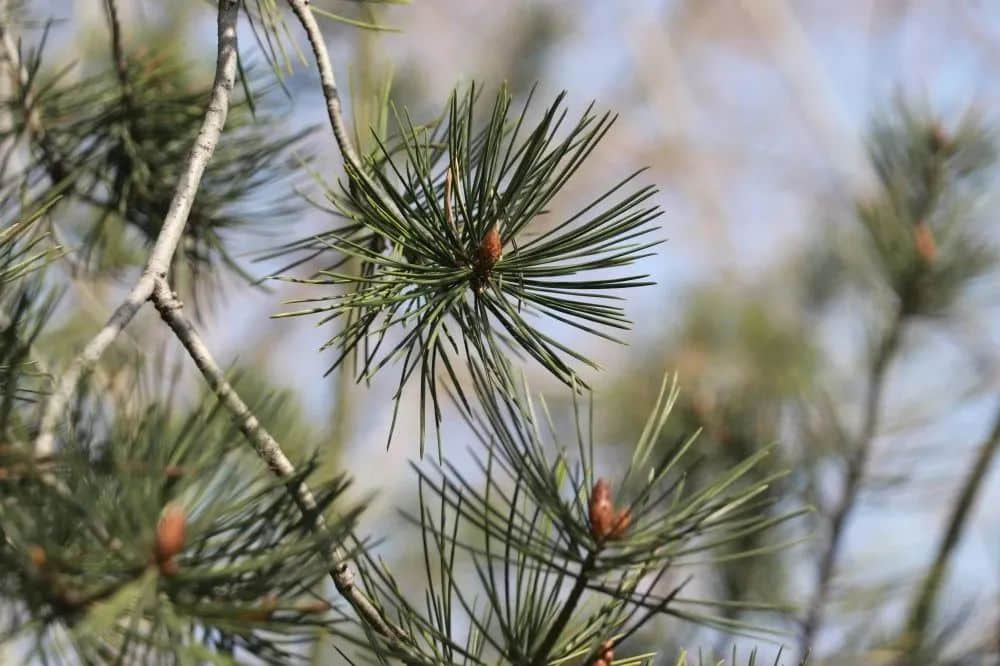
left=530, top=552, right=596, bottom=665
left=149, top=277, right=405, bottom=643
left=799, top=309, right=904, bottom=658
left=32, top=0, right=241, bottom=459
left=284, top=0, right=365, bottom=177
left=284, top=0, right=402, bottom=227
left=902, top=401, right=1000, bottom=653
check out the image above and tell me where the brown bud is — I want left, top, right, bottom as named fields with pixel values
left=590, top=480, right=632, bottom=542
left=163, top=465, right=185, bottom=481
left=28, top=545, right=46, bottom=569
left=609, top=508, right=632, bottom=540
left=589, top=478, right=615, bottom=541
left=155, top=503, right=186, bottom=576
left=589, top=640, right=615, bottom=666
left=914, top=222, right=937, bottom=264
left=928, top=124, right=951, bottom=154
left=476, top=224, right=502, bottom=272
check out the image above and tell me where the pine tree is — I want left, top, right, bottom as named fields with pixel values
left=1, top=2, right=996, bottom=666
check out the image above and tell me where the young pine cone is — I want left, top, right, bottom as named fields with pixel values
left=154, top=503, right=186, bottom=576
left=589, top=479, right=632, bottom=542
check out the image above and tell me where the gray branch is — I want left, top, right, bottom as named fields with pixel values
left=149, top=277, right=403, bottom=642
left=285, top=0, right=365, bottom=176
left=32, top=0, right=241, bottom=458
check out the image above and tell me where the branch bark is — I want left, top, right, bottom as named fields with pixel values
left=284, top=0, right=402, bottom=225
left=32, top=0, right=241, bottom=458
left=285, top=0, right=365, bottom=177
left=149, top=277, right=404, bottom=642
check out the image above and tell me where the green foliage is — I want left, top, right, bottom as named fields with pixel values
left=858, top=103, right=996, bottom=316
left=0, top=197, right=61, bottom=442
left=273, top=85, right=662, bottom=452
left=9, top=3, right=994, bottom=664
left=0, top=381, right=364, bottom=664
left=1, top=39, right=310, bottom=307
left=326, top=362, right=803, bottom=663
left=242, top=0, right=406, bottom=84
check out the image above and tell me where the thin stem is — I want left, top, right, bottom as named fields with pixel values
left=284, top=0, right=400, bottom=224
left=150, top=277, right=404, bottom=642
left=902, top=402, right=1000, bottom=652
left=102, top=0, right=128, bottom=88
left=284, top=0, right=365, bottom=177
left=0, top=9, right=67, bottom=183
left=34, top=276, right=154, bottom=458
left=530, top=551, right=596, bottom=664
left=32, top=0, right=241, bottom=458
left=798, top=309, right=904, bottom=658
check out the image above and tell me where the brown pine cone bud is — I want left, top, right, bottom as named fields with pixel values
left=914, top=221, right=937, bottom=264
left=476, top=224, right=502, bottom=272
left=163, top=465, right=185, bottom=480
left=28, top=545, right=46, bottom=569
left=589, top=478, right=615, bottom=541
left=155, top=503, right=186, bottom=576
left=590, top=480, right=632, bottom=542
left=928, top=124, right=952, bottom=154
left=609, top=507, right=632, bottom=540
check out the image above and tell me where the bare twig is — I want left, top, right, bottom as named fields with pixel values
left=32, top=0, right=241, bottom=458
left=149, top=277, right=404, bottom=641
left=902, top=401, right=1000, bottom=653
left=799, top=310, right=904, bottom=658
left=285, top=0, right=365, bottom=177
left=285, top=0, right=403, bottom=225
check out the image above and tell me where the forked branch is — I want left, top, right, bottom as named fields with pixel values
left=32, top=0, right=241, bottom=458
left=150, top=277, right=403, bottom=641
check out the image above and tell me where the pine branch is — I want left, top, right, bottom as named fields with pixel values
left=149, top=276, right=406, bottom=644
left=32, top=0, right=241, bottom=459
left=901, top=400, right=1000, bottom=654
left=530, top=551, right=596, bottom=664
left=285, top=0, right=365, bottom=179
left=798, top=309, right=903, bottom=658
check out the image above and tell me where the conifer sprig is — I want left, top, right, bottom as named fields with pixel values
left=275, top=85, right=663, bottom=452
left=328, top=362, right=803, bottom=663
left=1, top=40, right=310, bottom=306
left=0, top=388, right=364, bottom=665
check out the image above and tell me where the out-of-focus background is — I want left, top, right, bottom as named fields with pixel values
left=21, top=1, right=1000, bottom=662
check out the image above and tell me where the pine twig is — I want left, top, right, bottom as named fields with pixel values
left=149, top=277, right=404, bottom=643
left=531, top=551, right=597, bottom=664
left=285, top=0, right=365, bottom=178
left=799, top=308, right=904, bottom=658
left=284, top=0, right=401, bottom=223
left=902, top=401, right=1000, bottom=652
left=102, top=0, right=128, bottom=88
left=32, top=0, right=242, bottom=459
